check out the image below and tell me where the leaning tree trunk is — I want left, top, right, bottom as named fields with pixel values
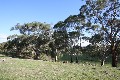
left=34, top=50, right=40, bottom=60
left=32, top=47, right=40, bottom=60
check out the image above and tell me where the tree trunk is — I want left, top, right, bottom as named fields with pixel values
left=110, top=41, right=118, bottom=67
left=101, top=60, right=105, bottom=66
left=16, top=49, right=21, bottom=58
left=75, top=55, right=78, bottom=63
left=101, top=52, right=105, bottom=66
left=55, top=49, right=57, bottom=62
left=34, top=50, right=40, bottom=60
left=70, top=55, right=73, bottom=63
left=55, top=55, right=58, bottom=62
left=112, top=51, right=117, bottom=67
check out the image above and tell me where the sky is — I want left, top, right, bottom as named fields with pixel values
left=0, top=0, right=89, bottom=46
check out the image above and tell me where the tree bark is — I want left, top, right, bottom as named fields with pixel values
left=55, top=55, right=58, bottom=62
left=101, top=60, right=105, bottom=66
left=34, top=49, right=40, bottom=60
left=75, top=54, right=78, bottom=63
left=75, top=56, right=78, bottom=63
left=110, top=36, right=118, bottom=67
left=70, top=55, right=73, bottom=63
left=16, top=49, right=21, bottom=58
left=112, top=51, right=117, bottom=67
left=54, top=49, right=57, bottom=62
left=111, top=44, right=118, bottom=67
left=101, top=52, right=106, bottom=66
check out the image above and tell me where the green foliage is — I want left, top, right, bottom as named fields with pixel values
left=89, top=34, right=104, bottom=45
left=11, top=22, right=50, bottom=35
left=2, top=0, right=120, bottom=67
left=80, top=0, right=120, bottom=67
left=4, top=22, right=52, bottom=60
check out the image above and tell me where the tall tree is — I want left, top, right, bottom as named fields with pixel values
left=80, top=0, right=120, bottom=67
left=64, top=15, right=85, bottom=63
left=53, top=21, right=69, bottom=61
left=53, top=14, right=86, bottom=63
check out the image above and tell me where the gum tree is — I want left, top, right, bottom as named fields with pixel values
left=80, top=0, right=120, bottom=67
left=64, top=14, right=85, bottom=63
left=53, top=21, right=69, bottom=62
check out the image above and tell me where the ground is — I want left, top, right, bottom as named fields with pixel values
left=0, top=55, right=120, bottom=80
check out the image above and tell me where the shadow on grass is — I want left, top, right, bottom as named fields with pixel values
left=59, top=53, right=100, bottom=62
left=59, top=53, right=120, bottom=66
left=1, top=51, right=120, bottom=67
left=59, top=54, right=100, bottom=66
left=0, top=52, right=20, bottom=58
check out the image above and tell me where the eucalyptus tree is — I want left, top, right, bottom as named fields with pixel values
left=53, top=14, right=86, bottom=63
left=63, top=14, right=86, bottom=63
left=53, top=21, right=69, bottom=61
left=10, top=21, right=51, bottom=59
left=80, top=0, right=120, bottom=67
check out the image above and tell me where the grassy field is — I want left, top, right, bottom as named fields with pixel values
left=0, top=55, right=120, bottom=80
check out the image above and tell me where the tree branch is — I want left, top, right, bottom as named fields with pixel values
left=113, top=23, right=120, bottom=39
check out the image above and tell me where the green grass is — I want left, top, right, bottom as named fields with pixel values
left=0, top=56, right=120, bottom=80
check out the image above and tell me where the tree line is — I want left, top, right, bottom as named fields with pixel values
left=0, top=0, right=120, bottom=67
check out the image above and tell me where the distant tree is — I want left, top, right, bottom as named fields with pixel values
left=10, top=22, right=51, bottom=59
left=6, top=35, right=30, bottom=57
